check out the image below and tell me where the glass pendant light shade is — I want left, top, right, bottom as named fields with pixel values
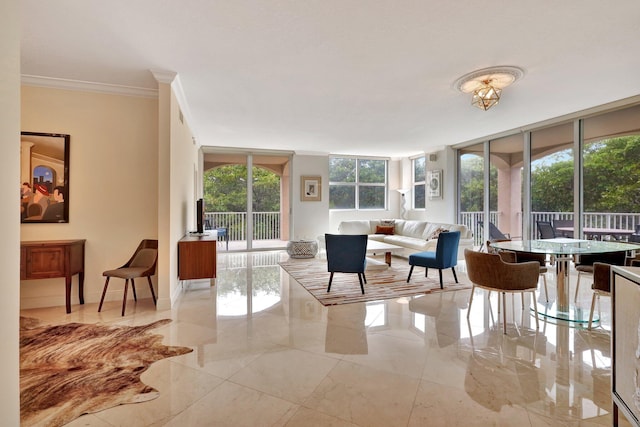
left=472, top=83, right=501, bottom=110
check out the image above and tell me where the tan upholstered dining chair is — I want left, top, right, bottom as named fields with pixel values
left=486, top=240, right=549, bottom=303
left=98, top=239, right=158, bottom=316
left=464, top=249, right=541, bottom=334
left=587, top=262, right=614, bottom=330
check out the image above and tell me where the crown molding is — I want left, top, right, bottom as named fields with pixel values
left=21, top=75, right=158, bottom=98
left=150, top=69, right=177, bottom=84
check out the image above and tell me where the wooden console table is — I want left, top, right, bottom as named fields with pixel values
left=178, top=234, right=217, bottom=281
left=20, top=239, right=86, bottom=314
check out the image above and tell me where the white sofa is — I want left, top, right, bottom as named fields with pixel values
left=336, top=219, right=473, bottom=260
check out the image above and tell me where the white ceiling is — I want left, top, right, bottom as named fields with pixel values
left=20, top=1, right=640, bottom=158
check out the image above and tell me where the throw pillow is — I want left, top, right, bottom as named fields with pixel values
left=375, top=225, right=395, bottom=235
left=427, top=227, right=448, bottom=240
left=380, top=219, right=395, bottom=227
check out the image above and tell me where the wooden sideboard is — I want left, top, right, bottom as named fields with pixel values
left=20, top=239, right=86, bottom=313
left=178, top=234, right=217, bottom=281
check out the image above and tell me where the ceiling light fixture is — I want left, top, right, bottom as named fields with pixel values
left=454, top=66, right=524, bottom=111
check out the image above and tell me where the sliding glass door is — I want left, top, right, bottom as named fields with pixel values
left=202, top=150, right=292, bottom=251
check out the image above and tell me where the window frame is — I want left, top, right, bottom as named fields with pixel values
left=412, top=155, right=426, bottom=210
left=329, top=155, right=389, bottom=210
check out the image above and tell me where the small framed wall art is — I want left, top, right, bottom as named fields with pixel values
left=301, top=176, right=321, bottom=201
left=428, top=170, right=442, bottom=199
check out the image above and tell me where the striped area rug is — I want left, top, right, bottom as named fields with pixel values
left=279, top=257, right=472, bottom=306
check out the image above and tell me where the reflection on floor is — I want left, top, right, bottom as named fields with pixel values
left=21, top=251, right=634, bottom=427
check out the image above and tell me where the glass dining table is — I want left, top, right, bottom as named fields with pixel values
left=490, top=238, right=640, bottom=323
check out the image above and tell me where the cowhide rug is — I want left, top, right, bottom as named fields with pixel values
left=20, top=317, right=192, bottom=427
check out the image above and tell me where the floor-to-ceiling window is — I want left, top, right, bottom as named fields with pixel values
left=530, top=122, right=575, bottom=239
left=582, top=104, right=640, bottom=238
left=457, top=102, right=640, bottom=243
left=458, top=142, right=487, bottom=247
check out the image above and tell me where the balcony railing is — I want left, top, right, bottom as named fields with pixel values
left=208, top=210, right=639, bottom=246
left=460, top=211, right=640, bottom=247
left=205, top=212, right=281, bottom=241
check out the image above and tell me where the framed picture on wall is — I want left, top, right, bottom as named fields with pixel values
left=20, top=132, right=70, bottom=223
left=428, top=170, right=442, bottom=199
left=301, top=176, right=321, bottom=201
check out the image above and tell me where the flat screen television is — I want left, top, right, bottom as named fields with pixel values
left=196, top=198, right=205, bottom=234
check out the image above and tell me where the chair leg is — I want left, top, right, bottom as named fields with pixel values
left=531, top=290, right=539, bottom=330
left=131, top=278, right=138, bottom=302
left=542, top=274, right=549, bottom=302
left=98, top=277, right=110, bottom=312
left=487, top=291, right=495, bottom=325
left=588, top=293, right=597, bottom=330
left=502, top=292, right=507, bottom=334
left=122, top=279, right=129, bottom=317
left=438, top=269, right=443, bottom=289
left=358, top=273, right=365, bottom=294
left=574, top=271, right=586, bottom=302
left=452, top=267, right=458, bottom=284
left=425, top=267, right=429, bottom=278
left=363, top=273, right=367, bottom=284
left=327, top=272, right=334, bottom=292
left=407, top=265, right=414, bottom=283
left=147, top=276, right=157, bottom=305
left=467, top=285, right=475, bottom=319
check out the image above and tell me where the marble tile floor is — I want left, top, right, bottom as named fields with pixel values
left=21, top=251, right=633, bottom=427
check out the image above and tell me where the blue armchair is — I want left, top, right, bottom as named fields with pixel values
left=407, top=231, right=460, bottom=288
left=325, top=234, right=368, bottom=294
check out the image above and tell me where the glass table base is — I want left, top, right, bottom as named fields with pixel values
left=532, top=300, right=598, bottom=325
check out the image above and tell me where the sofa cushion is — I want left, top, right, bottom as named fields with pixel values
left=395, top=220, right=427, bottom=239
left=368, top=234, right=385, bottom=242
left=422, top=223, right=439, bottom=240
left=338, top=220, right=372, bottom=235
left=384, top=235, right=430, bottom=251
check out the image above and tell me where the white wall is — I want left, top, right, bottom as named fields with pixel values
left=0, top=0, right=21, bottom=421
left=291, top=154, right=330, bottom=240
left=424, top=147, right=458, bottom=224
left=166, top=84, right=198, bottom=308
left=20, top=86, right=159, bottom=309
